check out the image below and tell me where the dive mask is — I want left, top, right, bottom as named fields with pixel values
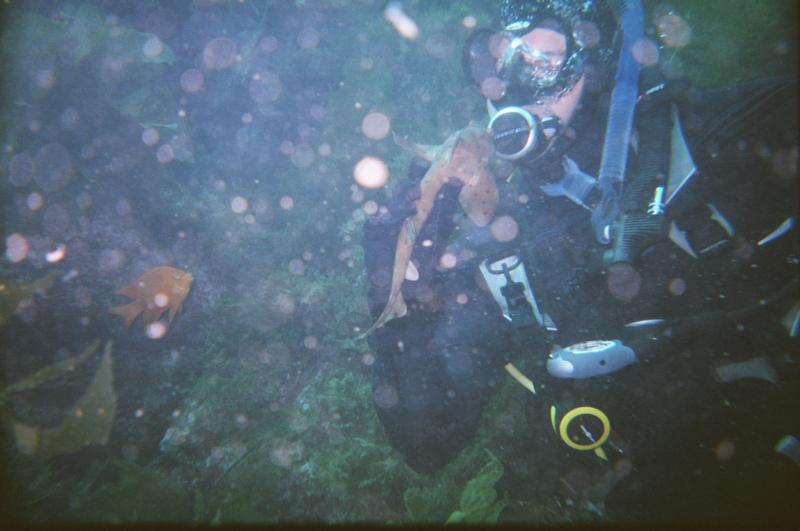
left=488, top=105, right=560, bottom=161
left=499, top=34, right=564, bottom=88
left=497, top=19, right=584, bottom=101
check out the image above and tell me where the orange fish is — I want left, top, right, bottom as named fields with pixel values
left=109, top=266, right=193, bottom=329
left=358, top=124, right=497, bottom=338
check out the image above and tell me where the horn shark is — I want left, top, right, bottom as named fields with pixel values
left=359, top=124, right=497, bottom=338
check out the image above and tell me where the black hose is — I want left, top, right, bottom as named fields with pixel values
left=607, top=98, right=672, bottom=265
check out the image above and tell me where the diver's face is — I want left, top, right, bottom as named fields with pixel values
left=518, top=28, right=567, bottom=85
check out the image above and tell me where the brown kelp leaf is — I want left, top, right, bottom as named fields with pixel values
left=14, top=341, right=116, bottom=457
left=0, top=339, right=100, bottom=405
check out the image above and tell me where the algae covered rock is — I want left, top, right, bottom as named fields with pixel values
left=65, top=461, right=193, bottom=523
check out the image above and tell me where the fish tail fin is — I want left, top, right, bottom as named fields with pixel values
left=355, top=312, right=389, bottom=341
left=393, top=132, right=436, bottom=162
left=355, top=294, right=408, bottom=340
left=141, top=306, right=166, bottom=326
left=109, top=302, right=142, bottom=329
left=115, top=283, right=138, bottom=299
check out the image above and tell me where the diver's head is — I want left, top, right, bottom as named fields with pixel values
left=463, top=1, right=616, bottom=161
left=487, top=0, right=616, bottom=101
left=463, top=1, right=615, bottom=109
left=497, top=14, right=583, bottom=102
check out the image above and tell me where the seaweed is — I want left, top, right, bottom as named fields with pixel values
left=1, top=4, right=175, bottom=67
left=11, top=341, right=116, bottom=458
left=445, top=450, right=506, bottom=524
left=0, top=339, right=99, bottom=406
left=64, top=461, right=193, bottom=523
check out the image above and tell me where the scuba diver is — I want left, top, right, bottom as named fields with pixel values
left=361, top=0, right=798, bottom=487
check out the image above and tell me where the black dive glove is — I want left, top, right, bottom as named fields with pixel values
left=361, top=159, right=461, bottom=316
left=362, top=158, right=461, bottom=248
left=638, top=68, right=691, bottom=108
left=363, top=159, right=427, bottom=236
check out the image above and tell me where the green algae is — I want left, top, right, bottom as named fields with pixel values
left=445, top=450, right=505, bottom=524
left=1, top=4, right=175, bottom=68
left=64, top=461, right=193, bottom=523
left=644, top=0, right=797, bottom=88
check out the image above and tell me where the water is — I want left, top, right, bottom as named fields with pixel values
left=0, top=0, right=797, bottom=524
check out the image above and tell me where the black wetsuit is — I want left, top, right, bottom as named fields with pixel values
left=362, top=67, right=798, bottom=476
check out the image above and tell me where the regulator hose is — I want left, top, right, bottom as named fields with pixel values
left=591, top=0, right=644, bottom=243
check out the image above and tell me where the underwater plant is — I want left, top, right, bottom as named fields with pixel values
left=2, top=340, right=117, bottom=459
